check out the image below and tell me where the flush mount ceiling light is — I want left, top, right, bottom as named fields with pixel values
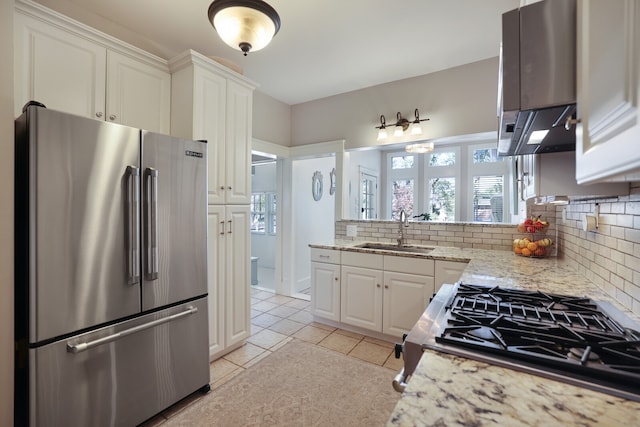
left=208, top=0, right=281, bottom=56
left=405, top=142, right=435, bottom=154
left=376, top=109, right=429, bottom=141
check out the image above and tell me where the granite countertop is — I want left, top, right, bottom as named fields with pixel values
left=309, top=241, right=640, bottom=426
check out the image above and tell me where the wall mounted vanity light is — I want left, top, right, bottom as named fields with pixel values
left=208, top=0, right=281, bottom=56
left=376, top=109, right=430, bottom=141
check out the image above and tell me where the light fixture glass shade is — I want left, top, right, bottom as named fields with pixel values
left=405, top=142, right=434, bottom=153
left=377, top=128, right=388, bottom=141
left=393, top=126, right=404, bottom=137
left=410, top=122, right=423, bottom=135
left=208, top=0, right=281, bottom=55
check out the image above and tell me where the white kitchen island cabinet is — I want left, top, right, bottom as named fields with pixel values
left=576, top=0, right=640, bottom=183
left=14, top=3, right=170, bottom=133
left=170, top=50, right=256, bottom=205
left=207, top=205, right=251, bottom=360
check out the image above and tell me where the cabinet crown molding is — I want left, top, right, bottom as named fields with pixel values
left=168, top=50, right=258, bottom=90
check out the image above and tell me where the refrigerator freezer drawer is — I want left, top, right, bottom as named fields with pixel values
left=23, top=298, right=209, bottom=427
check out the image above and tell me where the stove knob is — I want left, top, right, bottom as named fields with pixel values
left=394, top=343, right=403, bottom=359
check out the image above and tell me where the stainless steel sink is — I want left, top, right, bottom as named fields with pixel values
left=354, top=242, right=434, bottom=254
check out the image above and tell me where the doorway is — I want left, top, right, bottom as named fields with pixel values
left=250, top=153, right=277, bottom=292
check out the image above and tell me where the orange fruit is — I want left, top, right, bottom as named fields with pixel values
left=527, top=242, right=538, bottom=252
left=514, top=246, right=522, bottom=255
left=521, top=248, right=532, bottom=257
left=534, top=247, right=546, bottom=257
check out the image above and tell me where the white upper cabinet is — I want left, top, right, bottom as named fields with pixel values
left=106, top=51, right=170, bottom=133
left=576, top=0, right=640, bottom=183
left=169, top=50, right=256, bottom=205
left=14, top=2, right=170, bottom=133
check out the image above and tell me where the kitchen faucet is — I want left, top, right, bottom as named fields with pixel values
left=397, top=209, right=409, bottom=246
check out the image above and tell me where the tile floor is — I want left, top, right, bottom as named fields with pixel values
left=210, top=288, right=403, bottom=391
left=143, top=288, right=403, bottom=425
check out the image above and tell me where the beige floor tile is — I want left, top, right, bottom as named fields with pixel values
left=267, top=305, right=299, bottom=318
left=318, top=331, right=360, bottom=354
left=383, top=354, right=404, bottom=371
left=210, top=365, right=245, bottom=390
left=250, top=323, right=264, bottom=335
left=333, top=329, right=365, bottom=340
left=250, top=297, right=261, bottom=305
left=223, top=343, right=267, bottom=366
left=247, top=329, right=289, bottom=349
left=266, top=295, right=295, bottom=305
left=292, top=324, right=333, bottom=344
left=284, top=299, right=311, bottom=310
left=363, top=336, right=395, bottom=348
left=270, top=336, right=294, bottom=352
left=251, top=312, right=282, bottom=328
left=348, top=340, right=393, bottom=366
left=243, top=349, right=274, bottom=368
left=209, top=357, right=240, bottom=383
left=251, top=290, right=276, bottom=300
left=268, top=318, right=305, bottom=336
left=287, top=309, right=313, bottom=324
left=252, top=300, right=279, bottom=312
left=310, top=321, right=337, bottom=331
left=250, top=308, right=264, bottom=319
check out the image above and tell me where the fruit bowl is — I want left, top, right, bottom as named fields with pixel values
left=517, top=216, right=549, bottom=233
left=513, top=236, right=554, bottom=258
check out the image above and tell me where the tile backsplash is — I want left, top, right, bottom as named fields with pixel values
left=532, top=183, right=640, bottom=315
left=335, top=183, right=640, bottom=315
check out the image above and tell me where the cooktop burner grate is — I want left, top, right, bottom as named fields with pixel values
left=433, top=283, right=640, bottom=396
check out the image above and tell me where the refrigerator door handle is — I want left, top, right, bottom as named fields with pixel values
left=66, top=305, right=198, bottom=354
left=125, top=166, right=141, bottom=285
left=144, top=167, right=159, bottom=280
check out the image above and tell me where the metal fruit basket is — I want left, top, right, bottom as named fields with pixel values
left=513, top=234, right=554, bottom=258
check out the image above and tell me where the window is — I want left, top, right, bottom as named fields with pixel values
left=250, top=193, right=266, bottom=233
left=382, top=142, right=511, bottom=222
left=251, top=192, right=277, bottom=234
left=387, top=153, right=417, bottom=220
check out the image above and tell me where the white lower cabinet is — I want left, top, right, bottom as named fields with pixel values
left=434, top=260, right=468, bottom=292
left=310, top=248, right=341, bottom=321
left=339, top=252, right=434, bottom=336
left=207, top=205, right=250, bottom=360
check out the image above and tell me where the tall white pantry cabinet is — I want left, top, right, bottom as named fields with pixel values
left=169, top=51, right=256, bottom=360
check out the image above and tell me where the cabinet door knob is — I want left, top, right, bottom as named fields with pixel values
left=220, top=186, right=225, bottom=190
left=384, top=285, right=389, bottom=289
left=376, top=283, right=381, bottom=288
left=95, top=112, right=103, bottom=118
left=109, top=114, right=117, bottom=121
left=565, top=117, right=581, bottom=131
left=228, top=186, right=232, bottom=190
left=334, top=277, right=338, bottom=281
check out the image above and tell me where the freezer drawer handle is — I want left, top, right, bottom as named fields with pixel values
left=66, top=306, right=198, bottom=354
left=144, top=168, right=159, bottom=280
left=126, top=166, right=140, bottom=285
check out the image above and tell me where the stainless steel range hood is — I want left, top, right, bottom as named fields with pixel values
left=497, top=0, right=577, bottom=156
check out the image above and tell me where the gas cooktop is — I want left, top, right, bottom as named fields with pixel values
left=421, top=283, right=640, bottom=401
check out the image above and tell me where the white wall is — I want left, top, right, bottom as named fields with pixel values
left=250, top=162, right=277, bottom=268
left=292, top=156, right=336, bottom=292
left=290, top=58, right=499, bottom=150
left=1, top=0, right=14, bottom=423
left=252, top=91, right=291, bottom=147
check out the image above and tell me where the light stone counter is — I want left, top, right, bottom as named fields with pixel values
left=309, top=241, right=640, bottom=426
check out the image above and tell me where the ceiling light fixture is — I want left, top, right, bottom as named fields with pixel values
left=405, top=142, right=435, bottom=154
left=208, top=0, right=281, bottom=56
left=376, top=109, right=429, bottom=141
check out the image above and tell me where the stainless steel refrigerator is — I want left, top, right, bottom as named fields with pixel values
left=14, top=103, right=210, bottom=426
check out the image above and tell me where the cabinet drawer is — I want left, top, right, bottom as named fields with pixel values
left=310, top=248, right=341, bottom=264
left=341, top=251, right=384, bottom=269
left=384, top=256, right=434, bottom=276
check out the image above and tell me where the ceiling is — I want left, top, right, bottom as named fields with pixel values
left=33, top=0, right=519, bottom=106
